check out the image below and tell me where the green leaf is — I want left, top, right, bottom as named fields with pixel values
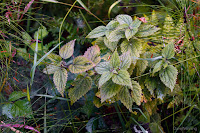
left=34, top=26, right=48, bottom=39
left=43, top=64, right=60, bottom=74
left=110, top=50, right=120, bottom=68
left=149, top=122, right=163, bottom=133
left=17, top=48, right=29, bottom=61
left=121, top=39, right=142, bottom=59
left=83, top=45, right=101, bottom=65
left=108, top=24, right=128, bottom=42
left=8, top=91, right=27, bottom=102
left=99, top=71, right=113, bottom=87
left=100, top=79, right=121, bottom=103
left=144, top=77, right=157, bottom=95
left=82, top=101, right=94, bottom=118
left=103, top=37, right=118, bottom=52
left=22, top=32, right=32, bottom=45
left=138, top=112, right=150, bottom=123
left=86, top=26, right=106, bottom=38
left=117, top=86, right=133, bottom=110
left=93, top=96, right=104, bottom=108
left=30, top=43, right=42, bottom=51
left=95, top=62, right=111, bottom=74
left=93, top=37, right=106, bottom=50
left=116, top=14, right=133, bottom=25
left=152, top=60, right=164, bottom=76
left=106, top=20, right=120, bottom=30
left=112, top=70, right=132, bottom=88
left=69, top=75, right=92, bottom=104
left=119, top=51, right=131, bottom=70
left=131, top=80, right=142, bottom=105
left=162, top=42, right=175, bottom=59
left=69, top=56, right=93, bottom=73
left=135, top=25, right=160, bottom=37
left=47, top=53, right=62, bottom=63
left=125, top=28, right=138, bottom=40
left=59, top=39, right=75, bottom=59
left=129, top=19, right=142, bottom=29
left=159, top=65, right=178, bottom=91
left=53, top=68, right=68, bottom=97
left=2, top=100, right=32, bottom=118
left=105, top=20, right=120, bottom=38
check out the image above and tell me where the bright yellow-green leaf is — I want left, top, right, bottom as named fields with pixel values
left=121, top=39, right=142, bottom=60
left=34, top=26, right=48, bottom=40
left=30, top=43, right=42, bottom=51
left=69, top=56, right=93, bottom=73
left=59, top=39, right=75, bottom=59
left=47, top=53, right=62, bottom=63
left=53, top=68, right=68, bottom=97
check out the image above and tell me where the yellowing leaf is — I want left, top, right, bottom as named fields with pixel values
left=43, top=64, right=60, bottom=74
left=159, top=65, right=178, bottom=91
left=59, top=39, right=75, bottom=59
left=112, top=70, right=132, bottom=88
left=136, top=24, right=160, bottom=37
left=53, top=68, right=68, bottom=97
left=86, top=26, right=106, bottom=38
left=69, top=75, right=92, bottom=104
left=100, top=80, right=121, bottom=103
left=131, top=80, right=142, bottom=105
left=83, top=45, right=101, bottom=65
left=135, top=54, right=148, bottom=76
left=69, top=56, right=93, bottom=73
left=47, top=53, right=62, bottom=63
left=117, top=86, right=133, bottom=111
left=121, top=39, right=142, bottom=60
left=93, top=96, right=104, bottom=108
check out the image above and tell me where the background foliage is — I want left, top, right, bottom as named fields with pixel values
left=0, top=0, right=199, bottom=133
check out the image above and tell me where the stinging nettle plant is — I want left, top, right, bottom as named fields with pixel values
left=43, top=14, right=178, bottom=112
